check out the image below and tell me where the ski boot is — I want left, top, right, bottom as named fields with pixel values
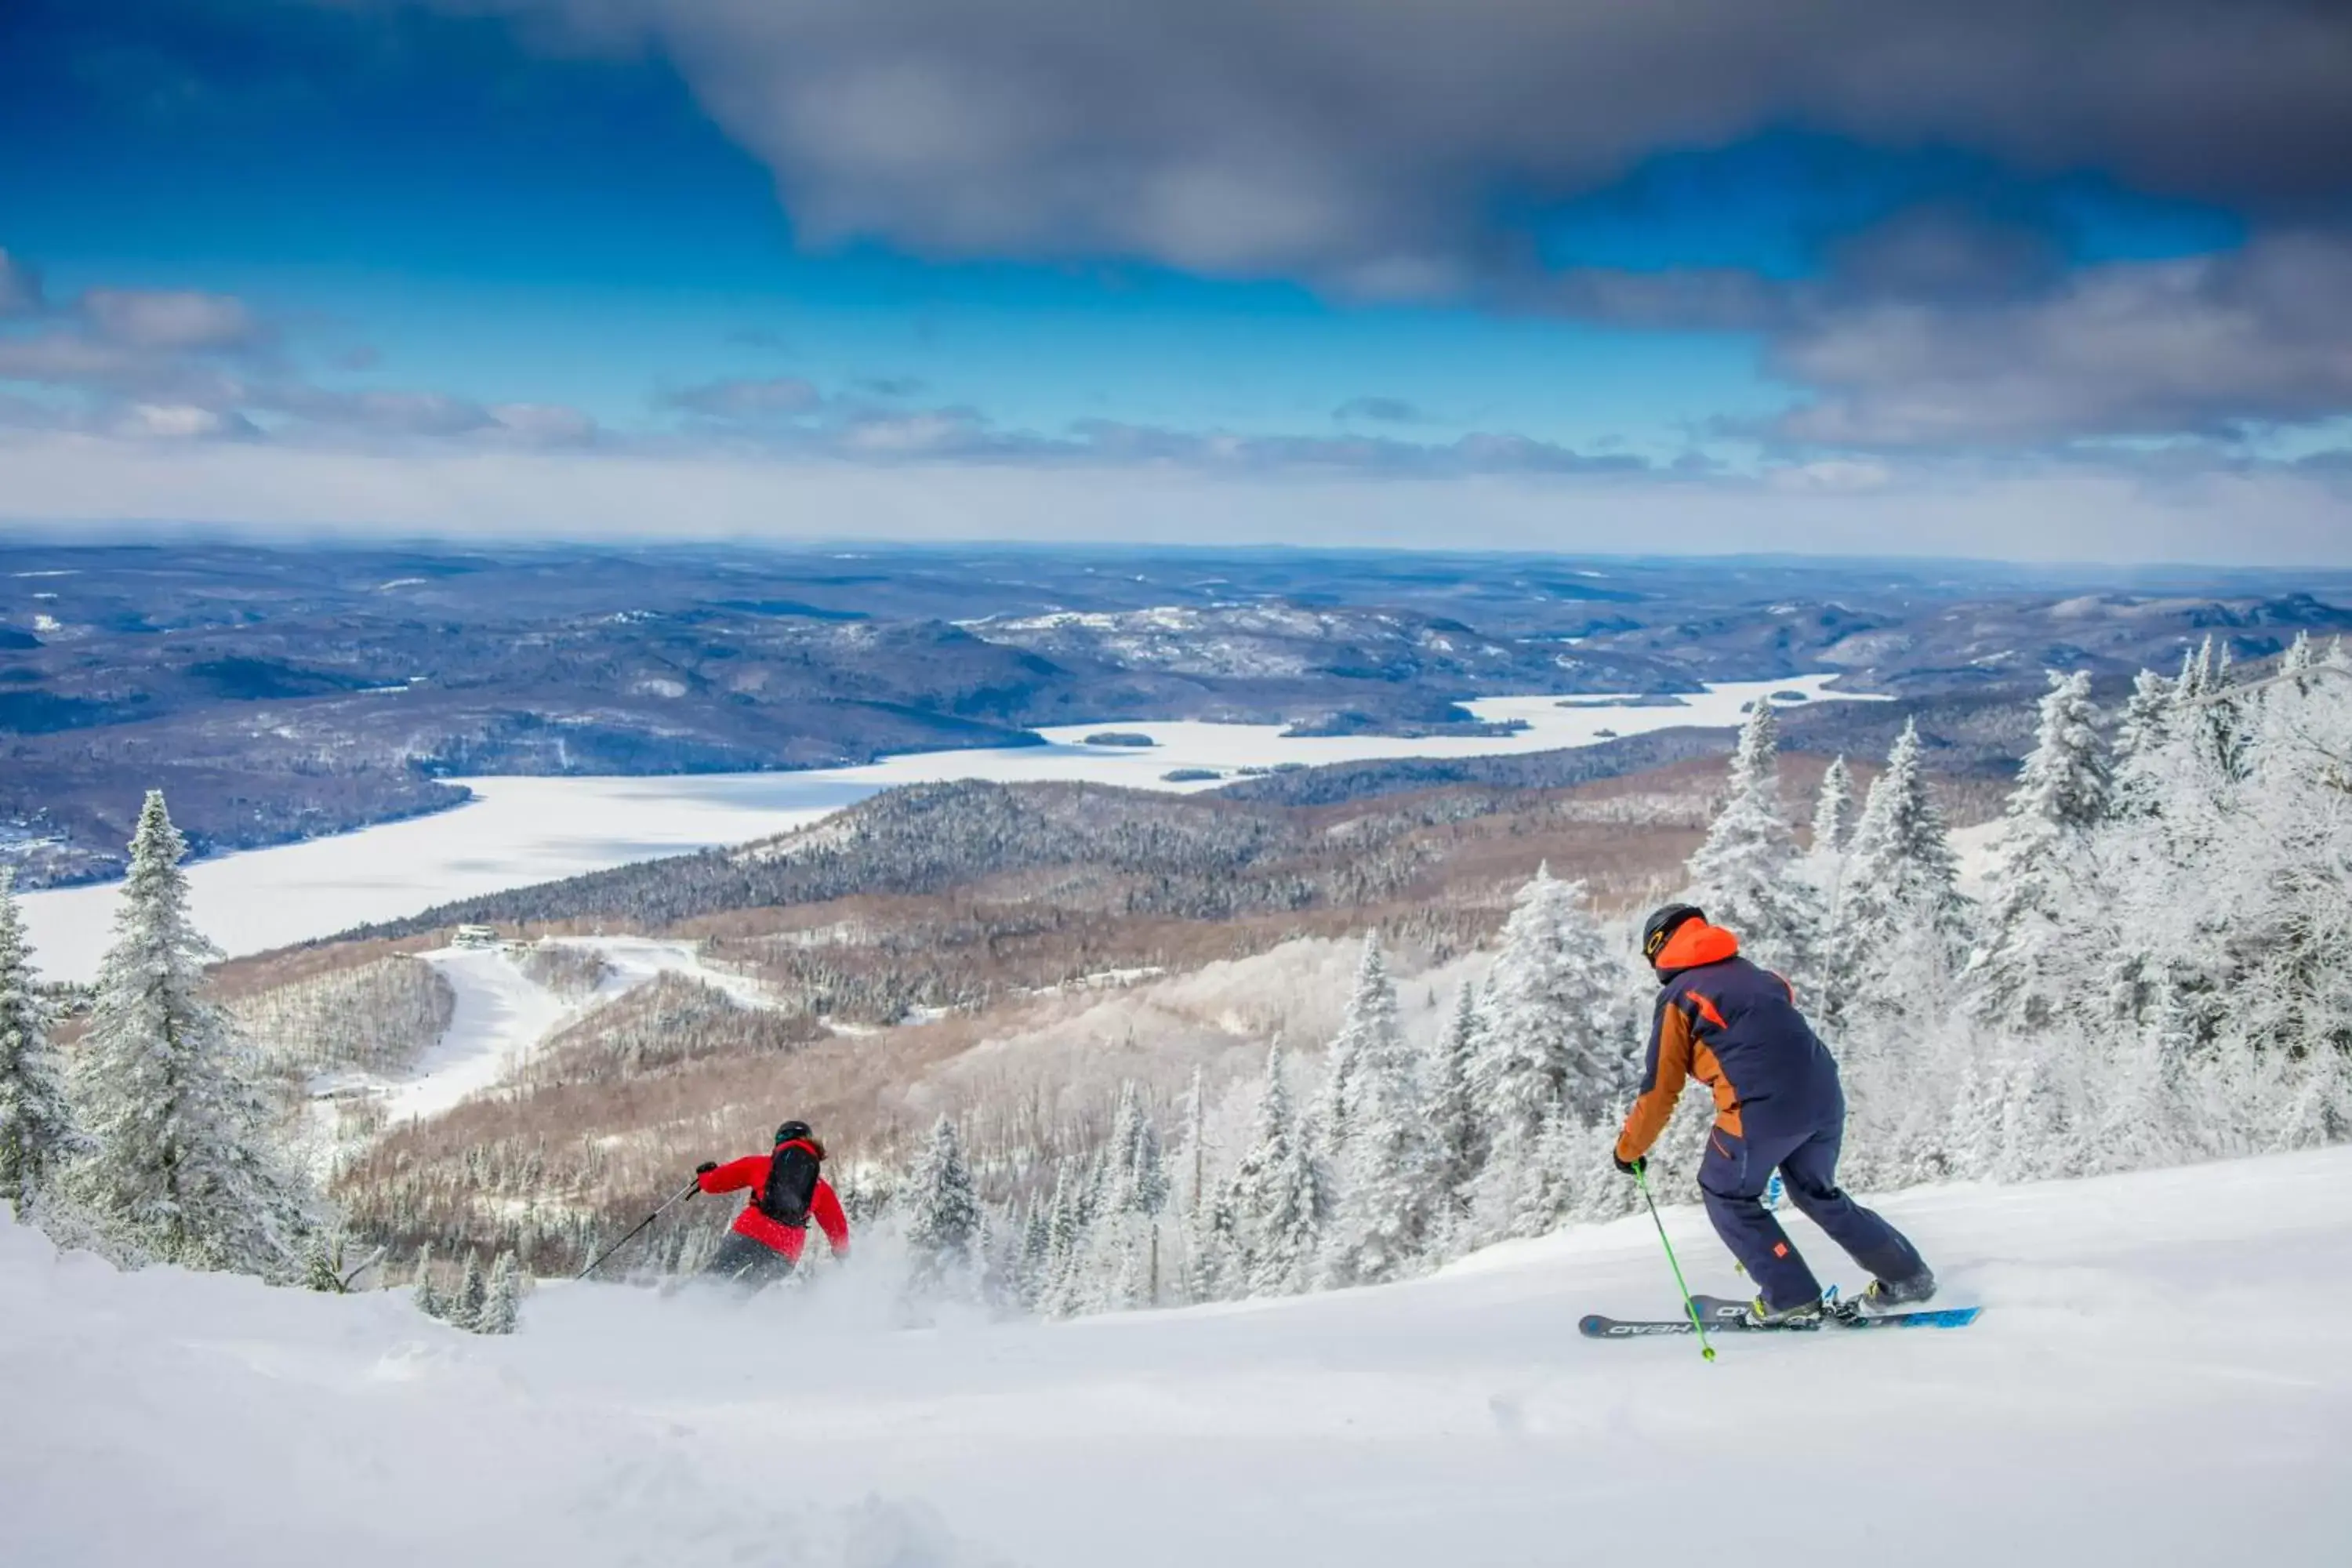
left=1745, top=1293, right=1825, bottom=1329
left=1857, top=1269, right=1937, bottom=1316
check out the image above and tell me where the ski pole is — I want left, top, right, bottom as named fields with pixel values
left=576, top=1178, right=699, bottom=1281
left=1635, top=1164, right=1715, bottom=1363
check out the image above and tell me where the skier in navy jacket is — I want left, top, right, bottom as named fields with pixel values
left=1614, top=904, right=1937, bottom=1324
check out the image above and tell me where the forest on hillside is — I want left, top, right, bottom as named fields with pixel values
left=5, top=635, right=2347, bottom=1330
left=325, top=637, right=2352, bottom=1310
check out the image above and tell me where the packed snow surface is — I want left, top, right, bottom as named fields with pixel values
left=8, top=1148, right=2347, bottom=1567
left=362, top=938, right=776, bottom=1126
left=379, top=948, right=572, bottom=1123
left=17, top=677, right=1860, bottom=982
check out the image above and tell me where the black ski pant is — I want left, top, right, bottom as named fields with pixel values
left=1697, top=1116, right=1928, bottom=1311
left=703, top=1231, right=796, bottom=1286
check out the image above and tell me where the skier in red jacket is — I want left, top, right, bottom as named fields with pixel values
left=695, top=1120, right=851, bottom=1283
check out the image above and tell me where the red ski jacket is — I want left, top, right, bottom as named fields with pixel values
left=697, top=1143, right=852, bottom=1262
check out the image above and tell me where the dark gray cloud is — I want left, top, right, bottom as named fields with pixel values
left=660, top=375, right=824, bottom=418
left=307, top=5, right=2352, bottom=450
left=1768, top=231, right=2352, bottom=446
left=408, top=0, right=2351, bottom=291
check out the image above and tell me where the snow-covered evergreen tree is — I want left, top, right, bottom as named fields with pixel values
left=1966, top=671, right=2111, bottom=1034
left=1323, top=937, right=1437, bottom=1287
left=1313, top=935, right=1396, bottom=1166
left=1685, top=699, right=1819, bottom=978
left=2181, top=637, right=2250, bottom=787
left=2196, top=661, right=2352, bottom=1150
left=2110, top=666, right=2177, bottom=822
left=1171, top=1065, right=1215, bottom=1300
left=906, top=1114, right=982, bottom=1287
left=1078, top=1082, right=1168, bottom=1309
left=1221, top=1046, right=1327, bottom=1298
left=1104, top=1080, right=1169, bottom=1220
left=1941, top=1051, right=2005, bottom=1181
left=66, top=792, right=314, bottom=1275
left=1319, top=935, right=1393, bottom=1145
left=299, top=1231, right=343, bottom=1293
left=1016, top=1194, right=1053, bottom=1309
left=0, top=868, right=79, bottom=1215
left=454, top=1250, right=489, bottom=1329
left=412, top=1243, right=445, bottom=1319
left=2280, top=630, right=2318, bottom=678
left=2092, top=977, right=2195, bottom=1173
left=1812, top=754, right=1856, bottom=857
left=1465, top=869, right=1629, bottom=1236
left=1501, top=1104, right=1577, bottom=1238
left=1040, top=1152, right=1098, bottom=1316
left=478, top=1251, right=522, bottom=1334
left=1425, top=983, right=1478, bottom=1218
left=1828, top=721, right=1969, bottom=1030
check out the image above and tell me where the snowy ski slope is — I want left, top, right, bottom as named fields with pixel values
left=7, top=1146, right=2347, bottom=1568
left=367, top=937, right=782, bottom=1125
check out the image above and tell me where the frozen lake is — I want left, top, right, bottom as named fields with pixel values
left=16, top=676, right=1858, bottom=982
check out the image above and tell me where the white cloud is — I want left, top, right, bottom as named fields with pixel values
left=109, top=403, right=255, bottom=441
left=1767, top=459, right=1893, bottom=493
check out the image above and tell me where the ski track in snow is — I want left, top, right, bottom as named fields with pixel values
left=365, top=937, right=777, bottom=1127
left=16, top=676, right=1867, bottom=983
left=6, top=1147, right=2349, bottom=1567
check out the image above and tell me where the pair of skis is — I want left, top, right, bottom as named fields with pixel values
left=1580, top=1291, right=1980, bottom=1341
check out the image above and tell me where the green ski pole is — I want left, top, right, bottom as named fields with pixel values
left=1635, top=1163, right=1715, bottom=1363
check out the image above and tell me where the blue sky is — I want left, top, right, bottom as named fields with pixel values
left=2, top=0, right=2349, bottom=561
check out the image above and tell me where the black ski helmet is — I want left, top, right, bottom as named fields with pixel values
left=774, top=1120, right=815, bottom=1147
left=1641, top=903, right=1706, bottom=966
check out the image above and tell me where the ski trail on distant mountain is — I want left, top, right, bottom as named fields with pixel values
left=384, top=948, right=574, bottom=1123
left=380, top=938, right=779, bottom=1125
left=565, top=935, right=778, bottom=1012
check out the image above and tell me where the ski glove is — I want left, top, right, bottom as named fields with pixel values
left=1613, top=1154, right=1646, bottom=1178
left=695, top=1161, right=719, bottom=1176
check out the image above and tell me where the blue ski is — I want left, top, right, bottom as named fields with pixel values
left=1581, top=1294, right=1980, bottom=1338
